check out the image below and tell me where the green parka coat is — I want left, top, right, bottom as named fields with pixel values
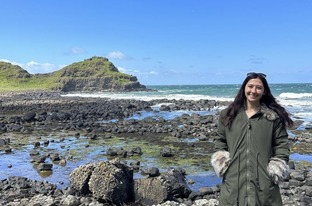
left=212, top=105, right=289, bottom=206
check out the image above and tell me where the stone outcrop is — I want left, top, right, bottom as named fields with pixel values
left=69, top=159, right=134, bottom=205
left=134, top=168, right=192, bottom=205
left=53, top=56, right=147, bottom=92
left=58, top=76, right=146, bottom=92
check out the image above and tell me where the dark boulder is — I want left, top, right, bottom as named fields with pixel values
left=22, top=111, right=36, bottom=121
left=134, top=168, right=192, bottom=205
left=160, top=146, right=173, bottom=157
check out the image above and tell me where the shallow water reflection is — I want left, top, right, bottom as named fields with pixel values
left=290, top=153, right=312, bottom=162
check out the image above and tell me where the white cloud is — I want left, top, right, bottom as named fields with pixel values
left=0, top=59, right=11, bottom=63
left=117, top=67, right=126, bottom=73
left=25, top=61, right=60, bottom=74
left=107, top=51, right=131, bottom=60
left=0, top=59, right=63, bottom=74
left=117, top=66, right=157, bottom=77
left=0, top=59, right=23, bottom=67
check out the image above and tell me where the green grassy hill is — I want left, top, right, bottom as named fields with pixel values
left=0, top=57, right=146, bottom=92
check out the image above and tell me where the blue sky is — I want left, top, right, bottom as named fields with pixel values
left=1, top=0, right=312, bottom=85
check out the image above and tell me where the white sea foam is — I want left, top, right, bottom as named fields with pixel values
left=277, top=98, right=312, bottom=107
left=62, top=92, right=234, bottom=102
left=279, top=92, right=312, bottom=99
left=277, top=98, right=312, bottom=122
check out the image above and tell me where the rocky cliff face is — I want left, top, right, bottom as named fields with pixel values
left=53, top=56, right=147, bottom=92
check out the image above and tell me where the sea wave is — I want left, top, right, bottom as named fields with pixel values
left=279, top=92, right=312, bottom=99
left=277, top=98, right=312, bottom=107
left=62, top=92, right=234, bottom=102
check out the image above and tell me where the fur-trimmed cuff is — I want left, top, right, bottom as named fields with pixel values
left=267, top=157, right=289, bottom=184
left=211, top=151, right=231, bottom=178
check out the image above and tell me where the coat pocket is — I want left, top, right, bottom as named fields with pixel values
left=257, top=161, right=273, bottom=190
left=219, top=171, right=239, bottom=204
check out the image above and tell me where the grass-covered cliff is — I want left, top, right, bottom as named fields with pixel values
left=0, top=57, right=146, bottom=92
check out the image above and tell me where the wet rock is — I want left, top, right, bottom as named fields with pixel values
left=59, top=159, right=67, bottom=166
left=149, top=167, right=160, bottom=177
left=7, top=124, right=23, bottom=132
left=33, top=141, right=40, bottom=148
left=304, top=123, right=312, bottom=130
left=141, top=167, right=160, bottom=177
left=0, top=123, right=7, bottom=133
left=198, top=135, right=209, bottom=141
left=89, top=134, right=97, bottom=140
left=106, top=147, right=118, bottom=156
left=37, top=163, right=53, bottom=171
left=29, top=150, right=40, bottom=156
left=160, top=105, right=171, bottom=111
left=22, top=111, right=36, bottom=121
left=43, top=140, right=50, bottom=145
left=49, top=153, right=61, bottom=161
left=4, top=147, right=12, bottom=153
left=32, top=155, right=46, bottom=163
left=130, top=160, right=140, bottom=170
left=116, top=147, right=128, bottom=157
left=198, top=187, right=215, bottom=196
left=188, top=179, right=195, bottom=185
left=160, top=147, right=173, bottom=157
left=0, top=138, right=10, bottom=146
left=129, top=146, right=143, bottom=155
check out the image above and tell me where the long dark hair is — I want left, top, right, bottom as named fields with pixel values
left=225, top=73, right=293, bottom=128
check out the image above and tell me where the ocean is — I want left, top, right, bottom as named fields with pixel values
left=63, top=83, right=312, bottom=127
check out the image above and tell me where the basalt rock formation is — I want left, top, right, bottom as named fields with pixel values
left=52, top=56, right=147, bottom=92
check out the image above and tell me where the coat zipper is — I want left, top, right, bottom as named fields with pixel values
left=256, top=152, right=260, bottom=189
left=246, top=120, right=251, bottom=205
left=236, top=153, right=240, bottom=205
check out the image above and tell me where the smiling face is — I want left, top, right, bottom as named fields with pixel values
left=244, top=77, right=265, bottom=105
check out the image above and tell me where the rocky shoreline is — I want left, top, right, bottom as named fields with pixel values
left=0, top=91, right=312, bottom=205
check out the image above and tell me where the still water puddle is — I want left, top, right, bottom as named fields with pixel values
left=126, top=110, right=214, bottom=121
left=290, top=153, right=312, bottom=162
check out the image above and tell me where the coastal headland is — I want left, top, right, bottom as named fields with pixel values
left=0, top=91, right=311, bottom=205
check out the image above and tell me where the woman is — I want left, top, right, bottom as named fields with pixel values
left=211, top=72, right=293, bottom=205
